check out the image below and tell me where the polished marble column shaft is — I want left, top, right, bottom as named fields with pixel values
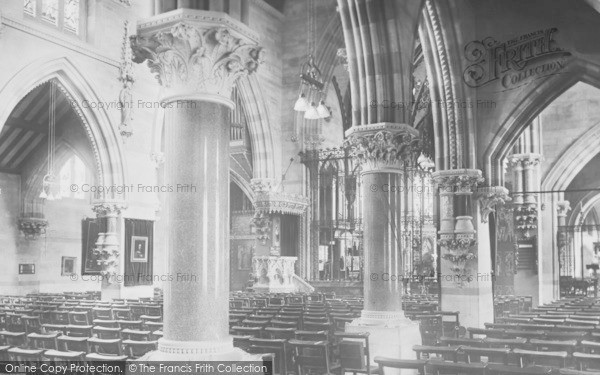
left=131, top=11, right=262, bottom=359
left=162, top=101, right=231, bottom=344
left=361, top=171, right=404, bottom=313
left=344, top=123, right=421, bottom=364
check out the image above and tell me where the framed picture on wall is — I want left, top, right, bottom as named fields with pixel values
left=61, top=257, right=76, bottom=276
left=131, top=236, right=148, bottom=263
left=237, top=245, right=253, bottom=270
left=19, top=264, right=35, bottom=274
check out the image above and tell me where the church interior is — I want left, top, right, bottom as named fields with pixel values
left=2, top=0, right=600, bottom=373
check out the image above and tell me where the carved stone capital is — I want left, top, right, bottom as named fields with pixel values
left=514, top=204, right=538, bottom=238
left=92, top=201, right=127, bottom=217
left=508, top=153, right=543, bottom=169
left=477, top=186, right=511, bottom=223
left=557, top=200, right=571, bottom=217
left=131, top=13, right=264, bottom=105
left=343, top=123, right=420, bottom=173
left=250, top=178, right=277, bottom=194
left=432, top=169, right=484, bottom=194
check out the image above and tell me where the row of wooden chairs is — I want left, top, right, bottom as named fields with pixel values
left=232, top=331, right=374, bottom=375
left=373, top=356, right=600, bottom=375
left=0, top=334, right=156, bottom=361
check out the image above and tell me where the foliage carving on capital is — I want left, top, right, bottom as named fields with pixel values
left=477, top=186, right=511, bottom=223
left=432, top=169, right=484, bottom=193
left=92, top=202, right=127, bottom=217
left=343, top=130, right=420, bottom=170
left=557, top=200, right=571, bottom=217
left=131, top=23, right=264, bottom=98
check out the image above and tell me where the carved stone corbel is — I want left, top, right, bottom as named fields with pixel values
left=477, top=186, right=511, bottom=223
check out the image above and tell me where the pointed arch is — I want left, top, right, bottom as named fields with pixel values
left=236, top=75, right=278, bottom=180
left=543, top=120, right=600, bottom=192
left=483, top=58, right=600, bottom=186
left=0, top=56, right=126, bottom=201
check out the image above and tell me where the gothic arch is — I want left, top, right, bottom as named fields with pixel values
left=542, top=120, right=600, bottom=192
left=230, top=170, right=255, bottom=203
left=483, top=58, right=600, bottom=186
left=236, top=75, right=278, bottom=180
left=0, top=56, right=126, bottom=201
left=567, top=191, right=600, bottom=227
left=420, top=0, right=474, bottom=171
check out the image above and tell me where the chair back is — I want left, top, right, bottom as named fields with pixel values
left=121, top=329, right=151, bottom=341
left=112, top=308, right=132, bottom=320
left=288, top=339, right=333, bottom=375
left=417, top=314, right=443, bottom=345
left=93, top=326, right=121, bottom=339
left=374, top=356, right=426, bottom=375
left=7, top=348, right=44, bottom=362
left=68, top=311, right=91, bottom=326
left=513, top=348, right=568, bottom=368
left=265, top=327, right=295, bottom=340
left=22, top=316, right=41, bottom=334
left=122, top=340, right=158, bottom=359
left=87, top=337, right=124, bottom=356
left=92, top=308, right=113, bottom=320
left=336, top=333, right=369, bottom=374
left=248, top=338, right=286, bottom=375
left=26, top=332, right=59, bottom=350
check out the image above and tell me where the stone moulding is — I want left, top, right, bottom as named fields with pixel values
left=254, top=191, right=310, bottom=216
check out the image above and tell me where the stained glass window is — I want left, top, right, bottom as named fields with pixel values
left=41, top=0, right=58, bottom=25
left=63, top=0, right=79, bottom=34
left=59, top=155, right=87, bottom=199
left=24, top=0, right=82, bottom=35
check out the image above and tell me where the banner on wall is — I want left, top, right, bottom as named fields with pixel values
left=81, top=218, right=102, bottom=275
left=124, top=219, right=154, bottom=286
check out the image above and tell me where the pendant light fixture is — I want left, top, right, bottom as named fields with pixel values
left=39, top=81, right=61, bottom=201
left=294, top=0, right=330, bottom=120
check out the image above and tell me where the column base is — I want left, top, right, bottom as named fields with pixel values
left=101, top=279, right=122, bottom=301
left=137, top=337, right=258, bottom=361
left=346, top=310, right=421, bottom=371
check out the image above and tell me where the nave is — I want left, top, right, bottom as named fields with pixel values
left=2, top=291, right=600, bottom=374
left=3, top=0, right=600, bottom=374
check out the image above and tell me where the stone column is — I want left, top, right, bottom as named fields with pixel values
left=540, top=199, right=569, bottom=303
left=92, top=201, right=126, bottom=301
left=522, top=154, right=542, bottom=205
left=557, top=201, right=572, bottom=274
left=131, top=14, right=262, bottom=360
left=477, top=186, right=511, bottom=313
left=509, top=153, right=542, bottom=238
left=343, top=123, right=422, bottom=362
left=508, top=156, right=524, bottom=205
left=433, top=169, right=491, bottom=329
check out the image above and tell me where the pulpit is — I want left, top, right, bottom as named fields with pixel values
left=252, top=256, right=298, bottom=293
